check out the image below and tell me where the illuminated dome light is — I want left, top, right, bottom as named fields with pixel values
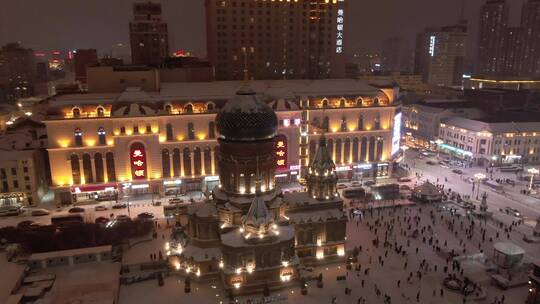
left=282, top=261, right=289, bottom=267
left=196, top=269, right=201, bottom=277
left=246, top=264, right=254, bottom=274
left=234, top=282, right=241, bottom=289
left=236, top=268, right=242, bottom=274
left=219, top=260, right=224, bottom=269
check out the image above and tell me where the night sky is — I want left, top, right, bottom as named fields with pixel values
left=0, top=0, right=528, bottom=60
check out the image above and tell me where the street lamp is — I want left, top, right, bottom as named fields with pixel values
left=528, top=168, right=539, bottom=192
left=474, top=173, right=486, bottom=200
left=401, top=146, right=409, bottom=163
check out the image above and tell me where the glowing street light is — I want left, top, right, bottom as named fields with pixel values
left=474, top=173, right=486, bottom=200
left=528, top=168, right=539, bottom=191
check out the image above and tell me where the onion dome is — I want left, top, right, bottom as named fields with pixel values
left=216, top=86, right=278, bottom=141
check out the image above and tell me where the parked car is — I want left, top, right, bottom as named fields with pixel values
left=137, top=212, right=154, bottom=220
left=116, top=215, right=131, bottom=222
left=31, top=209, right=50, bottom=216
left=363, top=180, right=375, bottom=187
left=503, top=207, right=521, bottom=217
left=95, top=217, right=110, bottom=224
left=505, top=179, right=516, bottom=186
left=112, top=203, right=127, bottom=209
left=399, top=185, right=411, bottom=191
left=94, top=205, right=108, bottom=211
left=337, top=184, right=348, bottom=189
left=169, top=198, right=183, bottom=204
left=426, top=160, right=437, bottom=165
left=165, top=189, right=178, bottom=196
left=152, top=201, right=162, bottom=206
left=351, top=181, right=361, bottom=186
left=397, top=177, right=412, bottom=182
left=68, top=207, right=85, bottom=213
left=17, top=220, right=35, bottom=229
left=452, top=169, right=463, bottom=174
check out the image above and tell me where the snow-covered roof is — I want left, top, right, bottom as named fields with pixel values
left=221, top=226, right=295, bottom=248
left=181, top=245, right=221, bottom=262
left=286, top=209, right=346, bottom=224
left=493, top=242, right=525, bottom=256
left=0, top=254, right=25, bottom=304
left=187, top=202, right=218, bottom=218
left=242, top=195, right=273, bottom=229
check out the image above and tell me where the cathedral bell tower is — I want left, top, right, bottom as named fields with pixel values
left=306, top=135, right=338, bottom=200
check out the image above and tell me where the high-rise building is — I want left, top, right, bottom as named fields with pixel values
left=73, top=49, right=98, bottom=84
left=414, top=24, right=467, bottom=86
left=381, top=37, right=412, bottom=73
left=0, top=43, right=36, bottom=103
left=501, top=27, right=523, bottom=75
left=205, top=0, right=347, bottom=80
left=519, top=0, right=540, bottom=77
left=477, top=0, right=509, bottom=75
left=129, top=2, right=169, bottom=66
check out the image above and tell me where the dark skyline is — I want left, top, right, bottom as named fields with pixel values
left=0, top=0, right=528, bottom=60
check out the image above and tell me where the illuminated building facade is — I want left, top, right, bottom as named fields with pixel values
left=477, top=0, right=509, bottom=75
left=43, top=79, right=399, bottom=205
left=174, top=88, right=344, bottom=295
left=205, top=0, right=347, bottom=80
left=438, top=117, right=540, bottom=166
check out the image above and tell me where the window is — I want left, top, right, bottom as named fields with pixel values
left=72, top=107, right=81, bottom=118
left=146, top=125, right=152, bottom=133
left=165, top=104, right=172, bottom=114
left=133, top=125, right=139, bottom=134
left=340, top=116, right=347, bottom=132
left=13, top=181, right=18, bottom=188
left=209, top=122, right=216, bottom=139
left=207, top=102, right=215, bottom=111
left=373, top=115, right=380, bottom=130
left=96, top=107, right=105, bottom=117
left=23, top=167, right=28, bottom=173
left=184, top=104, right=193, bottom=114
left=98, top=127, right=106, bottom=145
left=105, top=153, right=116, bottom=182
left=187, top=123, right=195, bottom=140
left=357, top=115, right=364, bottom=131
left=162, top=149, right=171, bottom=178
left=166, top=123, right=174, bottom=141
left=480, top=139, right=486, bottom=145
left=74, top=128, right=83, bottom=146
left=1, top=169, right=5, bottom=179
left=71, top=154, right=81, bottom=184
left=11, top=168, right=16, bottom=175
left=120, top=127, right=126, bottom=135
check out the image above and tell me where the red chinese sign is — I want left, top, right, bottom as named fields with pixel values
left=275, top=134, right=288, bottom=171
left=130, top=143, right=147, bottom=180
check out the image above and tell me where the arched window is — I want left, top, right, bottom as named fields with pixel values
left=183, top=148, right=192, bottom=176
left=376, top=137, right=384, bottom=161
left=344, top=138, right=351, bottom=164
left=374, top=97, right=380, bottom=106
left=194, top=147, right=202, bottom=176
left=165, top=104, right=172, bottom=114
left=72, top=107, right=81, bottom=118
left=206, top=102, right=215, bottom=111
left=98, top=127, right=106, bottom=145
left=162, top=149, right=171, bottom=178
left=95, top=153, right=104, bottom=183
left=339, top=98, right=346, bottom=107
left=360, top=137, right=368, bottom=162
left=323, top=116, right=329, bottom=132
left=368, top=136, right=376, bottom=162
left=172, top=149, right=181, bottom=177
left=208, top=122, right=216, bottom=139
left=322, top=98, right=329, bottom=108
left=335, top=138, right=342, bottom=164
left=187, top=122, right=195, bottom=140
left=82, top=153, right=93, bottom=183
left=96, top=107, right=105, bottom=117
left=204, top=147, right=212, bottom=174
left=166, top=123, right=173, bottom=141
left=356, top=97, right=363, bottom=106
left=184, top=104, right=193, bottom=113
left=352, top=138, right=359, bottom=163
left=327, top=139, right=334, bottom=161
left=106, top=152, right=116, bottom=182
left=74, top=128, right=83, bottom=146
left=340, top=116, right=347, bottom=132
left=374, top=115, right=381, bottom=130
left=357, top=115, right=364, bottom=131
left=309, top=140, right=316, bottom=157
left=70, top=154, right=81, bottom=184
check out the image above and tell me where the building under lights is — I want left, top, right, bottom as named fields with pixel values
left=205, top=0, right=347, bottom=80
left=173, top=87, right=346, bottom=294
left=42, top=79, right=400, bottom=205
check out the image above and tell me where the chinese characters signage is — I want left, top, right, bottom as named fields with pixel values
left=275, top=134, right=288, bottom=171
left=429, top=35, right=436, bottom=57
left=336, top=8, right=344, bottom=53
left=130, top=143, right=147, bottom=180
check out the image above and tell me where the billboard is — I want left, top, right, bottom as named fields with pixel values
left=391, top=112, right=402, bottom=155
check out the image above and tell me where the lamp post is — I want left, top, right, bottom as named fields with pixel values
left=474, top=173, right=486, bottom=200
left=401, top=146, right=409, bottom=163
left=528, top=168, right=539, bottom=192
left=435, top=139, right=443, bottom=159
